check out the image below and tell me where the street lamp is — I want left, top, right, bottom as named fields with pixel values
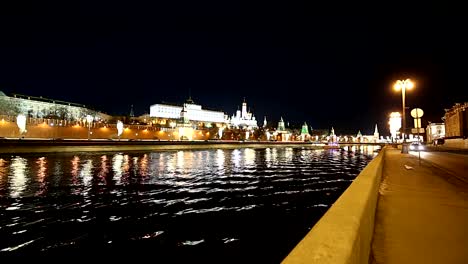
left=393, top=79, right=414, bottom=153
left=86, top=114, right=94, bottom=140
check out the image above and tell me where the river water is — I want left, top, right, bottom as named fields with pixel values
left=0, top=146, right=378, bottom=262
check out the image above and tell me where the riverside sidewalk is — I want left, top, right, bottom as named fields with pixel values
left=371, top=148, right=468, bottom=264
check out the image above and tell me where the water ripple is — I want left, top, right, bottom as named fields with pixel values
left=0, top=146, right=377, bottom=260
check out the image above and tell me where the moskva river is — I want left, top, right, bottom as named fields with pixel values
left=0, top=146, right=378, bottom=262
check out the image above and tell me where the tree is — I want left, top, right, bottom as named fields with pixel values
left=0, top=97, right=20, bottom=116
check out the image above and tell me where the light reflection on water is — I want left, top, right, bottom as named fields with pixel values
left=10, top=157, right=27, bottom=198
left=0, top=146, right=378, bottom=261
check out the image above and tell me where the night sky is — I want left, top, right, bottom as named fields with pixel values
left=1, top=2, right=467, bottom=135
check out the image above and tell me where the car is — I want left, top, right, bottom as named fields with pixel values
left=434, top=138, right=445, bottom=145
left=409, top=142, right=424, bottom=151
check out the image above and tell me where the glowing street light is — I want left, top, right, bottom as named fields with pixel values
left=394, top=79, right=414, bottom=153
left=389, top=112, right=402, bottom=142
left=169, top=121, right=176, bottom=129
left=86, top=115, right=94, bottom=140
left=117, top=120, right=124, bottom=141
left=218, top=126, right=224, bottom=139
left=17, top=114, right=27, bottom=138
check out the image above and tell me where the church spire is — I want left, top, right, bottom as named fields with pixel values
left=374, top=124, right=380, bottom=142
left=357, top=130, right=362, bottom=138
left=278, top=117, right=285, bottom=131
left=301, top=122, right=309, bottom=135
left=129, top=104, right=134, bottom=117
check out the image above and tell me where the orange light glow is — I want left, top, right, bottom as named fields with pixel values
left=394, top=79, right=414, bottom=91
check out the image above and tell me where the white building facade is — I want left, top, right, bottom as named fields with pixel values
left=426, top=122, right=445, bottom=143
left=149, top=98, right=227, bottom=125
left=0, top=91, right=110, bottom=121
left=229, top=99, right=258, bottom=129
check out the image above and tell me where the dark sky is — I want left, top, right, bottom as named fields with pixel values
left=1, top=2, right=467, bottom=134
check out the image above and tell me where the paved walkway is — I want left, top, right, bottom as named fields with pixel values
left=372, top=148, right=468, bottom=264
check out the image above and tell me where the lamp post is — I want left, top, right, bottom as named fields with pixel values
left=86, top=114, right=94, bottom=140
left=393, top=79, right=414, bottom=153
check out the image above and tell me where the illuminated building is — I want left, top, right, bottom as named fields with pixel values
left=177, top=105, right=194, bottom=140
left=443, top=102, right=468, bottom=138
left=373, top=124, right=380, bottom=142
left=274, top=117, right=291, bottom=141
left=330, top=127, right=337, bottom=143
left=229, top=99, right=258, bottom=129
left=0, top=91, right=110, bottom=121
left=149, top=97, right=228, bottom=126
left=300, top=122, right=310, bottom=141
left=356, top=130, right=362, bottom=142
left=426, top=122, right=445, bottom=143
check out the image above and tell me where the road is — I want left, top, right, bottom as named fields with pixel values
left=410, top=150, right=468, bottom=183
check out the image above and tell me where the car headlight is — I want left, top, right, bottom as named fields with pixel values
left=410, top=145, right=415, bottom=150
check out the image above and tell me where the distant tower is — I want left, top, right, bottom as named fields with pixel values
left=300, top=122, right=310, bottom=141
left=186, top=95, right=195, bottom=104
left=179, top=104, right=190, bottom=124
left=357, top=130, right=362, bottom=138
left=330, top=127, right=335, bottom=136
left=263, top=116, right=267, bottom=127
left=301, top=122, right=309, bottom=135
left=177, top=104, right=193, bottom=140
left=278, top=117, right=286, bottom=131
left=374, top=124, right=380, bottom=142
left=241, top=98, right=248, bottom=119
left=130, top=104, right=135, bottom=117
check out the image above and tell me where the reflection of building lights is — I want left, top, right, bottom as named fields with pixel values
left=216, top=149, right=225, bottom=170
left=81, top=160, right=93, bottom=187
left=244, top=148, right=256, bottom=166
left=112, top=154, right=124, bottom=184
left=10, top=157, right=27, bottom=198
left=232, top=149, right=241, bottom=167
